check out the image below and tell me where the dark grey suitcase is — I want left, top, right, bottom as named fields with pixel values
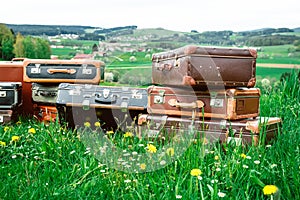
left=152, top=45, right=257, bottom=88
left=0, top=82, right=22, bottom=109
left=32, top=83, right=59, bottom=105
left=56, top=83, right=148, bottom=131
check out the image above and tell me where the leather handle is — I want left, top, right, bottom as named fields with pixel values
left=168, top=99, right=204, bottom=109
left=47, top=69, right=76, bottom=74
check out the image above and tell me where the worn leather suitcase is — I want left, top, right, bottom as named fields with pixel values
left=0, top=61, right=33, bottom=116
left=23, top=59, right=105, bottom=84
left=152, top=45, right=257, bottom=88
left=32, top=83, right=59, bottom=105
left=0, top=82, right=22, bottom=109
left=147, top=86, right=260, bottom=120
left=56, top=83, right=148, bottom=130
left=138, top=114, right=281, bottom=146
left=33, top=104, right=58, bottom=123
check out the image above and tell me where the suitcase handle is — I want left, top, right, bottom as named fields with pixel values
left=39, top=91, right=57, bottom=97
left=47, top=69, right=76, bottom=74
left=95, top=94, right=117, bottom=104
left=168, top=99, right=204, bottom=109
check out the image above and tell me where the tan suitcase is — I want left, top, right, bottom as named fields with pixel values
left=147, top=86, right=260, bottom=120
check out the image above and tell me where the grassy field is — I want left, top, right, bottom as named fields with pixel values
left=0, top=69, right=299, bottom=199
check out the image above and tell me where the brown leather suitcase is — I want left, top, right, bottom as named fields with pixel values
left=33, top=104, right=58, bottom=123
left=147, top=86, right=260, bottom=120
left=0, top=61, right=33, bottom=116
left=23, top=59, right=105, bottom=84
left=152, top=45, right=257, bottom=88
left=138, top=114, right=281, bottom=146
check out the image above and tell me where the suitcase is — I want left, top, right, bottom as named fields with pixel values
left=0, top=82, right=22, bottom=109
left=0, top=110, right=16, bottom=124
left=138, top=114, right=281, bottom=146
left=152, top=45, right=257, bottom=88
left=23, top=59, right=105, bottom=84
left=0, top=61, right=34, bottom=116
left=33, top=104, right=58, bottom=123
left=147, top=86, right=260, bottom=120
left=56, top=83, right=148, bottom=130
left=31, top=83, right=59, bottom=105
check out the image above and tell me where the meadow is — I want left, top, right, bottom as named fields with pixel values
left=0, top=66, right=299, bottom=199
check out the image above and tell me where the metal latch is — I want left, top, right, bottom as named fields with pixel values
left=0, top=115, right=3, bottom=122
left=210, top=98, right=224, bottom=107
left=82, top=64, right=92, bottom=75
left=154, top=90, right=165, bottom=104
left=0, top=91, right=6, bottom=98
left=31, top=64, right=41, bottom=74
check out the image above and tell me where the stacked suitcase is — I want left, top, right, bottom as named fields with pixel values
left=23, top=59, right=105, bottom=123
left=138, top=45, right=281, bottom=146
left=0, top=82, right=22, bottom=123
left=56, top=84, right=148, bottom=130
left=0, top=60, right=34, bottom=120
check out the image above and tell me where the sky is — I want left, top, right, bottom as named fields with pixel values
left=1, top=0, right=299, bottom=32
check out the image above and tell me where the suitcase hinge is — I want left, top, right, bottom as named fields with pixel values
left=121, top=97, right=129, bottom=112
left=82, top=99, right=90, bottom=110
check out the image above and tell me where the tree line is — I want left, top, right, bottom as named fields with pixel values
left=0, top=24, right=51, bottom=60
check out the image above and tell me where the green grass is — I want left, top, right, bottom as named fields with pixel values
left=256, top=67, right=295, bottom=80
left=1, top=70, right=299, bottom=199
left=257, top=45, right=300, bottom=64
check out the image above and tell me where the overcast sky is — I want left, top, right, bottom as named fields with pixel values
left=1, top=0, right=299, bottom=32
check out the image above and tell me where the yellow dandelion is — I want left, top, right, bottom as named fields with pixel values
left=147, top=144, right=157, bottom=153
left=0, top=141, right=6, bottom=147
left=140, top=163, right=146, bottom=170
left=4, top=126, right=11, bottom=132
left=11, top=136, right=20, bottom=142
left=16, top=121, right=22, bottom=125
left=240, top=153, right=247, bottom=159
left=263, top=185, right=279, bottom=195
left=84, top=122, right=91, bottom=127
left=214, top=155, right=219, bottom=160
left=28, top=128, right=36, bottom=134
left=124, top=132, right=134, bottom=138
left=106, top=130, right=114, bottom=135
left=190, top=168, right=202, bottom=177
left=166, top=147, right=175, bottom=156
left=94, top=121, right=101, bottom=127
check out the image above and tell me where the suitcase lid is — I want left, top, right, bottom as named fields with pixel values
left=152, top=45, right=257, bottom=61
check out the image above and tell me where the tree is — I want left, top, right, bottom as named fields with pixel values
left=1, top=34, right=14, bottom=60
left=23, top=36, right=36, bottom=58
left=35, top=38, right=51, bottom=59
left=13, top=33, right=25, bottom=58
left=0, top=23, right=15, bottom=60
